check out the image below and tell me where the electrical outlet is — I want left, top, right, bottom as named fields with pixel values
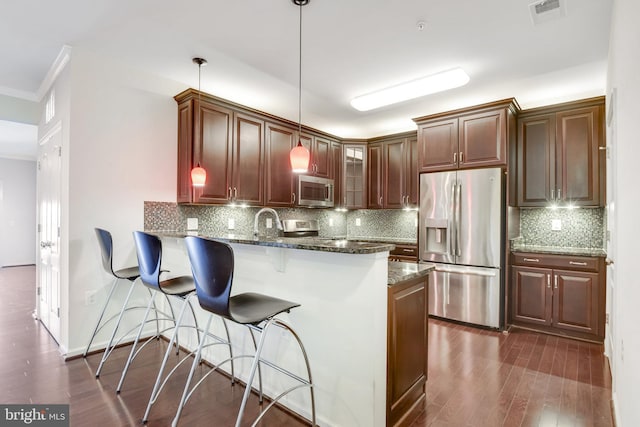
left=329, top=218, right=334, bottom=227
left=266, top=218, right=273, bottom=229
left=85, top=290, right=97, bottom=306
left=551, top=219, right=562, bottom=231
left=187, top=217, right=198, bottom=230
left=228, top=218, right=235, bottom=230
left=355, top=218, right=361, bottom=226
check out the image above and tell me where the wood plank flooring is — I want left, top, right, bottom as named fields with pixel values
left=412, top=319, right=614, bottom=427
left=1, top=266, right=613, bottom=426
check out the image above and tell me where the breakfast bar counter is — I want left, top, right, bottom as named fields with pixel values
left=153, top=232, right=432, bottom=427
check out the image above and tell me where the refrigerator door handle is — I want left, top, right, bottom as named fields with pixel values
left=455, top=182, right=462, bottom=256
left=450, top=181, right=457, bottom=256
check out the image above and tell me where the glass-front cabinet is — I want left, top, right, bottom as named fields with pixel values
left=343, top=144, right=367, bottom=209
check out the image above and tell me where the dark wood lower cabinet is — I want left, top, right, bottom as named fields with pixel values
left=511, top=252, right=604, bottom=342
left=387, top=275, right=428, bottom=427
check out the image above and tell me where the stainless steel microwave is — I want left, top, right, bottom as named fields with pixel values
left=297, top=175, right=334, bottom=207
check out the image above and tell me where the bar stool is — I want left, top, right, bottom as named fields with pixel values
left=116, top=231, right=198, bottom=394
left=180, top=236, right=316, bottom=427
left=87, top=228, right=147, bottom=378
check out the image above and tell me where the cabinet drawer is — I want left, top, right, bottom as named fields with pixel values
left=390, top=245, right=418, bottom=258
left=511, top=252, right=600, bottom=272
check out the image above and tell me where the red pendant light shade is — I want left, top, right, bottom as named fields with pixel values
left=290, top=141, right=310, bottom=173
left=191, top=163, right=206, bottom=187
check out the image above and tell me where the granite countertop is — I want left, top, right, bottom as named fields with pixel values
left=388, top=262, right=435, bottom=285
left=346, top=236, right=417, bottom=246
left=511, top=243, right=607, bottom=258
left=153, top=231, right=395, bottom=255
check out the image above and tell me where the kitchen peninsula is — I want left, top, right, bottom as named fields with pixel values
left=155, top=232, right=432, bottom=427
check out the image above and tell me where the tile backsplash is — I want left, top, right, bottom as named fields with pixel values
left=519, top=208, right=605, bottom=249
left=144, top=202, right=418, bottom=242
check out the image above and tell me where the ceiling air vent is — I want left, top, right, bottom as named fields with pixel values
left=529, top=0, right=566, bottom=25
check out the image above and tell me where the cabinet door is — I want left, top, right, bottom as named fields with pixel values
left=343, top=145, right=366, bottom=209
left=553, top=269, right=599, bottom=335
left=314, top=136, right=332, bottom=178
left=512, top=266, right=552, bottom=326
left=331, top=141, right=343, bottom=207
left=193, top=102, right=233, bottom=204
left=405, top=136, right=419, bottom=206
left=265, top=122, right=295, bottom=207
left=517, top=114, right=555, bottom=206
left=368, top=143, right=383, bottom=208
left=458, top=109, right=507, bottom=169
left=556, top=106, right=601, bottom=206
left=176, top=100, right=194, bottom=203
left=417, top=118, right=458, bottom=172
left=233, top=113, right=264, bottom=205
left=387, top=278, right=428, bottom=426
left=384, top=139, right=405, bottom=209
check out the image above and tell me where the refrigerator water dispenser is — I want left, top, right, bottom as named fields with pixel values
left=424, top=218, right=450, bottom=254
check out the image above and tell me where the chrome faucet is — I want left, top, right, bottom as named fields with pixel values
left=253, top=208, right=283, bottom=237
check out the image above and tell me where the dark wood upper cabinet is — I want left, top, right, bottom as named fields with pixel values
left=367, top=143, right=383, bottom=208
left=330, top=141, right=343, bottom=207
left=313, top=136, right=332, bottom=178
left=367, top=133, right=418, bottom=209
left=414, top=99, right=518, bottom=173
left=416, top=118, right=458, bottom=172
left=517, top=97, right=604, bottom=207
left=232, top=113, right=264, bottom=205
left=265, top=122, right=296, bottom=207
left=343, top=144, right=367, bottom=209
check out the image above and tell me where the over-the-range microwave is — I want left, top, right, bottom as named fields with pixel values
left=297, top=175, right=334, bottom=207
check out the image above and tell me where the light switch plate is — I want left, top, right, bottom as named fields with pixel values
left=355, top=218, right=361, bottom=226
left=551, top=219, right=562, bottom=231
left=266, top=218, right=272, bottom=228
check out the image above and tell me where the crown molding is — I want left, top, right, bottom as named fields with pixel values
left=36, top=45, right=72, bottom=102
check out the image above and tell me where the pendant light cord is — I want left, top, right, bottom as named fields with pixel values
left=298, top=2, right=302, bottom=135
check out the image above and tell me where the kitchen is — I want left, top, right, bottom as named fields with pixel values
left=0, top=0, right=639, bottom=426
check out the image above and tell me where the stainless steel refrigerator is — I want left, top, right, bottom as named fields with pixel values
left=419, top=167, right=504, bottom=328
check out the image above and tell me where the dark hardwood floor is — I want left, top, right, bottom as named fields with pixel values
left=412, top=320, right=613, bottom=427
left=1, top=266, right=613, bottom=426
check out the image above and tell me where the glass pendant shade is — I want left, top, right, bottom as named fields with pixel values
left=290, top=141, right=310, bottom=173
left=191, top=164, right=207, bottom=187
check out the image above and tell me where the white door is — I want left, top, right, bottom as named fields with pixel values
left=604, top=90, right=616, bottom=374
left=37, top=122, right=62, bottom=343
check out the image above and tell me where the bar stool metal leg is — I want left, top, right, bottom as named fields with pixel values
left=83, top=276, right=119, bottom=357
left=235, top=319, right=316, bottom=427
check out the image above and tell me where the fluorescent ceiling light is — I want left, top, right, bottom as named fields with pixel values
left=350, top=68, right=470, bottom=111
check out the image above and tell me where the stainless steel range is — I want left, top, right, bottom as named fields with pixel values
left=282, top=219, right=319, bottom=238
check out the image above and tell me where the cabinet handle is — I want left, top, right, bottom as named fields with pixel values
left=233, top=187, right=237, bottom=198
left=569, top=261, right=587, bottom=266
left=547, top=274, right=551, bottom=288
left=453, top=152, right=457, bottom=164
left=344, top=196, right=347, bottom=205
left=523, top=257, right=539, bottom=263
left=292, top=193, right=296, bottom=204
left=402, top=249, right=414, bottom=253
left=557, top=189, right=561, bottom=200
left=554, top=275, right=558, bottom=289
left=551, top=189, right=555, bottom=201
left=459, top=152, right=463, bottom=163
left=228, top=187, right=232, bottom=199
left=379, top=196, right=383, bottom=206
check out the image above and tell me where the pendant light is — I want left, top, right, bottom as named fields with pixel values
left=289, top=0, right=311, bottom=174
left=191, top=57, right=208, bottom=187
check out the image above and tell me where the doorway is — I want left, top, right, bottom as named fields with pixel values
left=36, top=121, right=62, bottom=343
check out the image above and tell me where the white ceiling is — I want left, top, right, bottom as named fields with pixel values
left=0, top=0, right=612, bottom=143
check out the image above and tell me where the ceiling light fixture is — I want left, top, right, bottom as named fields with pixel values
left=350, top=67, right=470, bottom=112
left=289, top=0, right=311, bottom=174
left=191, top=57, right=208, bottom=187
